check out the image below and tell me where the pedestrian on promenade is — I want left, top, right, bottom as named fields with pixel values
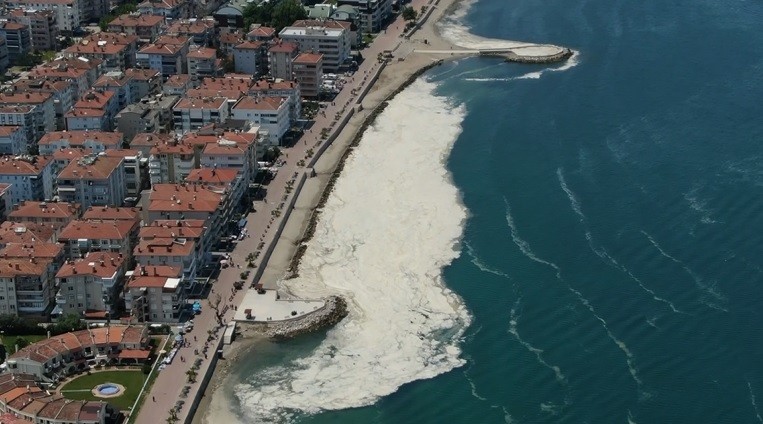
left=152, top=396, right=155, bottom=402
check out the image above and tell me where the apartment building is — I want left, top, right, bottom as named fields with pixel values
left=107, top=13, right=165, bottom=43
left=51, top=147, right=91, bottom=177
left=5, top=0, right=80, bottom=32
left=0, top=126, right=27, bottom=155
left=232, top=40, right=264, bottom=75
left=38, top=131, right=123, bottom=155
left=249, top=78, right=302, bottom=123
left=12, top=79, right=75, bottom=131
left=0, top=21, right=31, bottom=64
left=218, top=31, right=243, bottom=55
left=0, top=106, right=35, bottom=147
left=0, top=255, right=55, bottom=315
left=267, top=41, right=298, bottom=80
left=231, top=96, right=290, bottom=146
left=81, top=205, right=141, bottom=225
left=0, top=90, right=56, bottom=143
left=187, top=46, right=222, bottom=78
left=162, top=74, right=194, bottom=96
left=135, top=35, right=190, bottom=76
left=102, top=149, right=144, bottom=199
left=186, top=167, right=245, bottom=230
left=292, top=52, right=323, bottom=98
left=124, top=264, right=184, bottom=322
left=165, top=18, right=215, bottom=46
left=147, top=184, right=223, bottom=237
left=0, top=242, right=64, bottom=276
left=56, top=155, right=125, bottom=209
left=29, top=58, right=103, bottom=100
left=246, top=24, right=275, bottom=42
left=65, top=90, right=119, bottom=131
left=93, top=71, right=134, bottom=110
left=115, top=94, right=179, bottom=141
left=8, top=8, right=58, bottom=51
left=280, top=20, right=351, bottom=72
left=55, top=251, right=126, bottom=317
left=133, top=236, right=199, bottom=290
left=337, top=0, right=391, bottom=33
left=130, top=132, right=174, bottom=156
left=7, top=201, right=80, bottom=232
left=57, top=219, right=138, bottom=260
left=172, top=96, right=228, bottom=133
left=124, top=68, right=162, bottom=99
left=0, top=155, right=54, bottom=205
left=148, top=138, right=194, bottom=184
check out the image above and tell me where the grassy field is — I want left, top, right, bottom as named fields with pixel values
left=60, top=370, right=147, bottom=411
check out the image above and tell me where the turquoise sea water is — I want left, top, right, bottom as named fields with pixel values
left=224, top=0, right=763, bottom=422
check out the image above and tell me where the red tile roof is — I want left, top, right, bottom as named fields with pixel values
left=38, top=131, right=123, bottom=148
left=9, top=201, right=80, bottom=219
left=82, top=206, right=141, bottom=222
left=57, top=251, right=124, bottom=278
left=0, top=242, right=63, bottom=259
left=124, top=68, right=161, bottom=81
left=0, top=257, right=52, bottom=277
left=108, top=13, right=165, bottom=27
left=74, top=91, right=116, bottom=110
left=186, top=168, right=239, bottom=184
left=57, top=156, right=122, bottom=180
left=173, top=96, right=226, bottom=109
left=149, top=184, right=223, bottom=213
left=234, top=40, right=264, bottom=50
left=187, top=47, right=216, bottom=59
left=0, top=156, right=51, bottom=175
left=233, top=95, right=286, bottom=111
left=268, top=41, right=298, bottom=54
left=294, top=52, right=323, bottom=64
left=58, top=219, right=136, bottom=241
left=0, top=221, right=55, bottom=244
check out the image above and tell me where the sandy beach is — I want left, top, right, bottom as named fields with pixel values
left=193, top=0, right=570, bottom=421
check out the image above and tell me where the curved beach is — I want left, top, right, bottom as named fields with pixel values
left=194, top=0, right=573, bottom=422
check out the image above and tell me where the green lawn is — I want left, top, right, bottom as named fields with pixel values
left=1, top=334, right=48, bottom=347
left=60, top=370, right=147, bottom=411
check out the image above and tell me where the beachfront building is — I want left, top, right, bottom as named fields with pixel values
left=54, top=251, right=126, bottom=318
left=0, top=156, right=54, bottom=205
left=124, top=264, right=184, bottom=322
left=336, top=0, right=391, bottom=33
left=231, top=96, right=290, bottom=146
left=293, top=52, right=323, bottom=98
left=57, top=219, right=139, bottom=260
left=147, top=184, right=225, bottom=243
left=280, top=20, right=351, bottom=72
left=38, top=131, right=123, bottom=155
left=133, top=235, right=199, bottom=289
left=172, top=96, right=229, bottom=133
left=6, top=326, right=149, bottom=381
left=186, top=168, right=245, bottom=230
left=7, top=201, right=80, bottom=232
left=56, top=155, right=126, bottom=209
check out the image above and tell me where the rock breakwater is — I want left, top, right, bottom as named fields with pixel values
left=260, top=295, right=348, bottom=340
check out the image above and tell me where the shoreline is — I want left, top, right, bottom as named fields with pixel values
left=195, top=0, right=575, bottom=421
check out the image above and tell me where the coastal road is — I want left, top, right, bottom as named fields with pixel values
left=134, top=3, right=438, bottom=424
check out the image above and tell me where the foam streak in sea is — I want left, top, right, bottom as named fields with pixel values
left=234, top=79, right=471, bottom=422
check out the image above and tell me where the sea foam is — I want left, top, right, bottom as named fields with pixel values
left=233, top=79, right=471, bottom=422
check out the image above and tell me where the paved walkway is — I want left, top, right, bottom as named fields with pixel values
left=133, top=6, right=433, bottom=424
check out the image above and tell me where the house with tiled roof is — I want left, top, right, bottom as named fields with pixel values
left=64, top=32, right=138, bottom=72
left=38, top=131, right=123, bottom=156
left=50, top=148, right=92, bottom=177
left=107, top=13, right=165, bottom=43
left=0, top=222, right=55, bottom=247
left=0, top=242, right=64, bottom=269
left=6, top=326, right=150, bottom=382
left=135, top=35, right=190, bottom=76
left=165, top=18, right=215, bottom=46
left=231, top=95, right=290, bottom=146
left=196, top=133, right=257, bottom=181
left=124, top=68, right=163, bottom=99
left=56, top=155, right=125, bottom=209
left=137, top=0, right=189, bottom=19
left=8, top=201, right=80, bottom=232
left=57, top=219, right=138, bottom=260
left=133, top=234, right=199, bottom=291
left=55, top=251, right=126, bottom=318
left=0, top=156, right=54, bottom=207
left=124, top=264, right=184, bottom=321
left=162, top=74, right=194, bottom=97
left=29, top=59, right=101, bottom=100
left=66, top=90, right=119, bottom=131
left=246, top=24, right=276, bottom=42
left=147, top=184, right=224, bottom=244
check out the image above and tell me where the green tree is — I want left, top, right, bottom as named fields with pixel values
left=243, top=1, right=275, bottom=30
left=271, top=0, right=307, bottom=32
left=14, top=337, right=29, bottom=349
left=402, top=6, right=418, bottom=21
left=50, top=313, right=86, bottom=335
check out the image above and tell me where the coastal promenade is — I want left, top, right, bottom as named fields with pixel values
left=135, top=0, right=573, bottom=422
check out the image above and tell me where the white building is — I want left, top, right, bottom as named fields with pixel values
left=231, top=96, right=290, bottom=146
left=172, top=96, right=229, bottom=134
left=38, top=131, right=123, bottom=155
left=124, top=264, right=184, bottom=322
left=232, top=41, right=263, bottom=76
left=148, top=139, right=195, bottom=185
left=279, top=23, right=350, bottom=72
left=6, top=0, right=82, bottom=32
left=0, top=256, right=56, bottom=315
left=0, top=155, right=54, bottom=204
left=55, top=251, right=126, bottom=317
left=56, top=155, right=126, bottom=209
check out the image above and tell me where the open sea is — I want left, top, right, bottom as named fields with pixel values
left=213, top=0, right=763, bottom=422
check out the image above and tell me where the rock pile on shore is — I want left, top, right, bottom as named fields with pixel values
left=265, top=295, right=348, bottom=340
